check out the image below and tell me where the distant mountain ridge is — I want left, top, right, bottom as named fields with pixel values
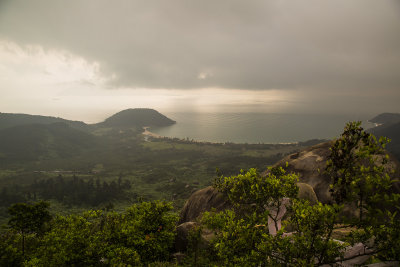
left=0, top=108, right=175, bottom=165
left=0, top=122, right=96, bottom=164
left=0, top=108, right=176, bottom=130
left=369, top=113, right=400, bottom=125
left=0, top=112, right=89, bottom=131
left=368, top=113, right=400, bottom=160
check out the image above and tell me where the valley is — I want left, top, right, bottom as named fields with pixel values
left=0, top=109, right=321, bottom=224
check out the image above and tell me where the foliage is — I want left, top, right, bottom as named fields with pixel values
left=202, top=209, right=268, bottom=266
left=0, top=123, right=96, bottom=164
left=30, top=174, right=132, bottom=206
left=263, top=200, right=345, bottom=266
left=213, top=166, right=298, bottom=232
left=203, top=168, right=346, bottom=266
left=202, top=122, right=400, bottom=265
left=24, top=201, right=177, bottom=266
left=0, top=231, right=24, bottom=266
left=7, top=201, right=51, bottom=257
left=8, top=201, right=51, bottom=236
left=0, top=174, right=133, bottom=208
left=326, top=121, right=392, bottom=210
left=0, top=122, right=303, bottom=221
left=98, top=108, right=176, bottom=128
left=182, top=224, right=215, bottom=266
left=1, top=121, right=399, bottom=265
left=326, top=121, right=400, bottom=261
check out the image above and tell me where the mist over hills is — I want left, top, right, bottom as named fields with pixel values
left=0, top=108, right=176, bottom=165
left=0, top=123, right=97, bottom=165
left=0, top=108, right=175, bottom=130
left=0, top=112, right=89, bottom=131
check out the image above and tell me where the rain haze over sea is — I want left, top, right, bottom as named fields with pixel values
left=150, top=112, right=376, bottom=144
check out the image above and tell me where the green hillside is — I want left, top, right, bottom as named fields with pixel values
left=0, top=112, right=90, bottom=131
left=370, top=121, right=400, bottom=159
left=368, top=113, right=400, bottom=159
left=0, top=123, right=97, bottom=165
left=369, top=112, right=400, bottom=125
left=96, top=108, right=176, bottom=128
left=0, top=114, right=308, bottom=215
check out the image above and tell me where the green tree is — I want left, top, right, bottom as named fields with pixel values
left=28, top=201, right=178, bottom=266
left=7, top=201, right=51, bottom=256
left=203, top=122, right=400, bottom=265
left=326, top=122, right=392, bottom=216
left=326, top=121, right=400, bottom=261
left=203, top=167, right=345, bottom=266
left=0, top=231, right=24, bottom=267
left=213, top=166, right=298, bottom=234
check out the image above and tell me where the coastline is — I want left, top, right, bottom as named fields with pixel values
left=142, top=127, right=162, bottom=139
left=147, top=112, right=373, bottom=145
left=142, top=126, right=305, bottom=146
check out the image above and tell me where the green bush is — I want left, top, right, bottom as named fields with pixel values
left=19, top=201, right=178, bottom=266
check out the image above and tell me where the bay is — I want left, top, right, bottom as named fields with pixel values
left=150, top=113, right=376, bottom=144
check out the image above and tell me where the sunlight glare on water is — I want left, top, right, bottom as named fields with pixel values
left=150, top=113, right=376, bottom=144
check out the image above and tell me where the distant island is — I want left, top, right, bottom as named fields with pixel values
left=94, top=108, right=176, bottom=128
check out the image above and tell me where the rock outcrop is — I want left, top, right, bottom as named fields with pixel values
left=175, top=222, right=199, bottom=252
left=176, top=141, right=400, bottom=264
left=270, top=141, right=333, bottom=203
left=179, top=186, right=231, bottom=224
left=180, top=141, right=399, bottom=225
left=271, top=141, right=400, bottom=203
left=297, top=182, right=318, bottom=205
left=179, top=182, right=318, bottom=224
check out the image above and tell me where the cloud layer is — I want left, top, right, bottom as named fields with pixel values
left=1, top=0, right=399, bottom=91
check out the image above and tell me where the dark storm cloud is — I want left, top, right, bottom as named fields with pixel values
left=0, top=0, right=399, bottom=90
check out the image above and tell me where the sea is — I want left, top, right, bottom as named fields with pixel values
left=150, top=113, right=376, bottom=144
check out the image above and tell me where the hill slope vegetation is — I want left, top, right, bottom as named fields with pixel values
left=95, top=108, right=176, bottom=128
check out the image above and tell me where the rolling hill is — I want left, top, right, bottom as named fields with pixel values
left=0, top=109, right=176, bottom=132
left=368, top=113, right=400, bottom=160
left=0, top=112, right=90, bottom=131
left=0, top=108, right=177, bottom=167
left=0, top=122, right=97, bottom=165
left=369, top=113, right=400, bottom=125
left=369, top=121, right=400, bottom=159
left=95, top=108, right=176, bottom=128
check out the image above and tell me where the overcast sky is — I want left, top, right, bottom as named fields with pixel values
left=0, top=0, right=399, bottom=122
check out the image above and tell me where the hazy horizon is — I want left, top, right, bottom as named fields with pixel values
left=0, top=107, right=381, bottom=125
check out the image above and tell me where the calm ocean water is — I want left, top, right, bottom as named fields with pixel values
left=150, top=113, right=376, bottom=144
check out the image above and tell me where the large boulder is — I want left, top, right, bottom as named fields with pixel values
left=271, top=141, right=400, bottom=203
left=179, top=186, right=231, bottom=224
left=180, top=141, right=399, bottom=223
left=175, top=222, right=199, bottom=252
left=270, top=141, right=333, bottom=203
left=297, top=182, right=318, bottom=205
left=174, top=221, right=215, bottom=253
left=179, top=183, right=319, bottom=224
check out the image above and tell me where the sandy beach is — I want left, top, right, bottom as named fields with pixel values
left=142, top=127, right=162, bottom=139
